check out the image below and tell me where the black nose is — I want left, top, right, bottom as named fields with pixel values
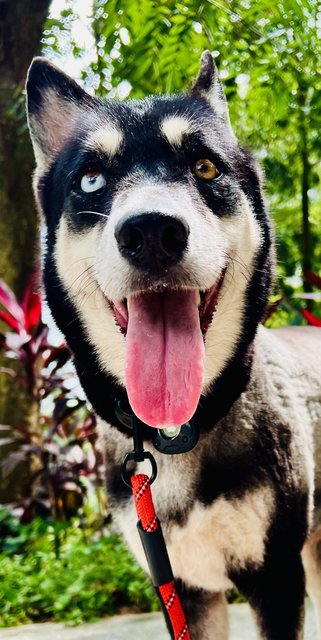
left=115, top=213, right=190, bottom=271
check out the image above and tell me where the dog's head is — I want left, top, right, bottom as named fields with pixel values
left=26, top=52, right=273, bottom=429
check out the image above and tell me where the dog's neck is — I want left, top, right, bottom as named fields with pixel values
left=80, top=331, right=255, bottom=440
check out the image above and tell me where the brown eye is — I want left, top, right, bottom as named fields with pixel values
left=193, top=159, right=220, bottom=180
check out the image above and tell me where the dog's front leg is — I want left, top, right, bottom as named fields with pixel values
left=302, top=526, right=321, bottom=637
left=174, top=579, right=229, bottom=640
left=232, top=551, right=305, bottom=640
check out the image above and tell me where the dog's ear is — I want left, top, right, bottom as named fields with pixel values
left=26, top=58, right=94, bottom=169
left=190, top=51, right=234, bottom=136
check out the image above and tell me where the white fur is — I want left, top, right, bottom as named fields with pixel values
left=160, top=115, right=195, bottom=146
left=54, top=177, right=262, bottom=393
left=257, top=326, right=318, bottom=528
left=54, top=222, right=127, bottom=383
left=85, top=125, right=124, bottom=157
left=198, top=79, right=237, bottom=141
left=202, top=197, right=263, bottom=389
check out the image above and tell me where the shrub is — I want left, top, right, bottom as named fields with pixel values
left=0, top=516, right=158, bottom=626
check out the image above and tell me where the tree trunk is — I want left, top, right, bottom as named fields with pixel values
left=0, top=0, right=51, bottom=502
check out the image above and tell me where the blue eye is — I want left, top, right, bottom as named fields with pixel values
left=80, top=171, right=106, bottom=193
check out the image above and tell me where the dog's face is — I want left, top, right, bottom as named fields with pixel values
left=26, top=52, right=272, bottom=429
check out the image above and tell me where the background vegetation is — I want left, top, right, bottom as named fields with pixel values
left=0, top=0, right=320, bottom=627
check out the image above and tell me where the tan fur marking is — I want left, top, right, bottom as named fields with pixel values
left=302, top=527, right=321, bottom=636
left=54, top=218, right=127, bottom=384
left=167, top=487, right=274, bottom=592
left=85, top=125, right=123, bottom=157
left=160, top=115, right=195, bottom=146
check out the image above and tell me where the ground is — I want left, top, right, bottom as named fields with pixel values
left=0, top=601, right=317, bottom=639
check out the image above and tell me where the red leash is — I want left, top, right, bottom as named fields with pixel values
left=131, top=473, right=190, bottom=640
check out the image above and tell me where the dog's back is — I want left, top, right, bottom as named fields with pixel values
left=271, top=326, right=321, bottom=516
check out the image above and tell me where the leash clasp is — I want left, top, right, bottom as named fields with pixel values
left=121, top=415, right=158, bottom=488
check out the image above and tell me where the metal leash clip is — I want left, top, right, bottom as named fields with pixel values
left=121, top=414, right=158, bottom=488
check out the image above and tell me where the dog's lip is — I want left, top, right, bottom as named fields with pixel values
left=198, top=271, right=225, bottom=335
left=113, top=299, right=129, bottom=331
left=110, top=272, right=225, bottom=336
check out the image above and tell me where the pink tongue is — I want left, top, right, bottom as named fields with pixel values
left=125, top=290, right=205, bottom=428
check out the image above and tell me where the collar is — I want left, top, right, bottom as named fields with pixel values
left=114, top=397, right=199, bottom=455
left=111, top=341, right=253, bottom=454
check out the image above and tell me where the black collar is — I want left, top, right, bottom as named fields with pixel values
left=114, top=396, right=200, bottom=455
left=112, top=341, right=252, bottom=454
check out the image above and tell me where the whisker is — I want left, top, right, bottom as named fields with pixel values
left=71, top=265, right=94, bottom=289
left=74, top=210, right=108, bottom=219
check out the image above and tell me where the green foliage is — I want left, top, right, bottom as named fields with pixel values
left=43, top=0, right=321, bottom=300
left=0, top=513, right=158, bottom=626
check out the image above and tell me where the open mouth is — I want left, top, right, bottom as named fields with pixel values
left=112, top=273, right=225, bottom=337
left=110, top=272, right=225, bottom=429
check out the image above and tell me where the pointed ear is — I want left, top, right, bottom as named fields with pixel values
left=26, top=58, right=94, bottom=169
left=190, top=51, right=234, bottom=136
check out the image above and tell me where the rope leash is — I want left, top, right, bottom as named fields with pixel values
left=121, top=414, right=191, bottom=639
left=131, top=473, right=190, bottom=640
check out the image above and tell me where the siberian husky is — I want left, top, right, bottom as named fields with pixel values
left=26, top=51, right=321, bottom=639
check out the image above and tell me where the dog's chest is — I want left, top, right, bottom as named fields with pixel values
left=120, top=483, right=274, bottom=593
left=167, top=486, right=274, bottom=591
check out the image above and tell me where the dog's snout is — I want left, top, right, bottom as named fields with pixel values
left=115, top=213, right=189, bottom=271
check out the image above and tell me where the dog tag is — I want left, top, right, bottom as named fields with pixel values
left=162, top=426, right=181, bottom=439
left=115, top=399, right=199, bottom=455
left=153, top=420, right=199, bottom=455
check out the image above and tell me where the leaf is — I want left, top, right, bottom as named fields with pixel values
left=3, top=332, right=29, bottom=355
left=304, top=270, right=321, bottom=290
left=301, top=309, right=321, bottom=327
left=30, top=325, right=49, bottom=357
left=22, top=271, right=42, bottom=334
left=24, top=293, right=42, bottom=334
left=0, top=311, right=19, bottom=332
left=43, top=343, right=70, bottom=371
left=0, top=280, right=25, bottom=331
left=0, top=437, right=18, bottom=447
left=0, top=450, right=28, bottom=478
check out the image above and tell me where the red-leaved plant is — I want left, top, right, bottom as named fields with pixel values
left=0, top=273, right=104, bottom=524
left=300, top=270, right=321, bottom=327
left=263, top=269, right=321, bottom=326
left=0, top=271, right=46, bottom=395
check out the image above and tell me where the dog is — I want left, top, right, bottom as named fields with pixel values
left=26, top=51, right=321, bottom=639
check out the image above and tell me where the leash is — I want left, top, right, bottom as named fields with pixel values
left=121, top=415, right=191, bottom=640
left=131, top=474, right=190, bottom=640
